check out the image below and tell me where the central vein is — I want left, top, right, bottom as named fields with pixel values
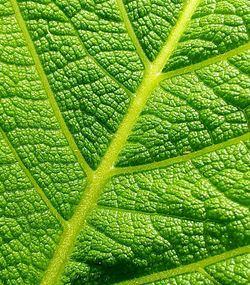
left=41, top=0, right=201, bottom=284
left=41, top=67, right=162, bottom=285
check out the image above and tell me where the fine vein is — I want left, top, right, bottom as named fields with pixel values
left=40, top=0, right=201, bottom=284
left=198, top=268, right=222, bottom=285
left=96, top=205, right=215, bottom=224
left=0, top=127, right=65, bottom=226
left=115, top=245, right=250, bottom=285
left=10, top=0, right=93, bottom=178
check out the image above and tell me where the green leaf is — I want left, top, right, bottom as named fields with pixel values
left=0, top=0, right=250, bottom=284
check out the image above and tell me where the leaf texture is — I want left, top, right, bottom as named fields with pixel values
left=0, top=0, right=250, bottom=284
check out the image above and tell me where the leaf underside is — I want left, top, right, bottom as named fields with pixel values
left=0, top=0, right=250, bottom=284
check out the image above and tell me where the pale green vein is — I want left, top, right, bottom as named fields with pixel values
left=10, top=0, right=93, bottom=178
left=159, top=42, right=250, bottom=81
left=112, top=132, right=250, bottom=175
left=115, top=245, right=250, bottom=285
left=115, top=0, right=150, bottom=68
left=41, top=63, right=162, bottom=285
left=51, top=1, right=134, bottom=96
left=40, top=0, right=201, bottom=283
left=0, top=127, right=66, bottom=226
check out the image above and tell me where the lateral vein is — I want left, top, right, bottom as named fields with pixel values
left=115, top=245, right=250, bottom=285
left=10, top=0, right=93, bottom=177
left=0, top=127, right=66, bottom=226
left=111, top=132, right=250, bottom=175
left=115, top=0, right=150, bottom=68
left=159, top=41, right=250, bottom=81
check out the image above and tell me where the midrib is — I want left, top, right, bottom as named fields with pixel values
left=40, top=63, right=163, bottom=285
left=9, top=0, right=201, bottom=283
left=40, top=0, right=202, bottom=283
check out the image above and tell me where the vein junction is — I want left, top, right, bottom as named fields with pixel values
left=38, top=0, right=215, bottom=283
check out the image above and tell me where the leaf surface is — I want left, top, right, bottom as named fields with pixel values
left=0, top=0, right=250, bottom=284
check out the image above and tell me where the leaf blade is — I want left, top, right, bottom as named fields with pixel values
left=1, top=0, right=249, bottom=284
